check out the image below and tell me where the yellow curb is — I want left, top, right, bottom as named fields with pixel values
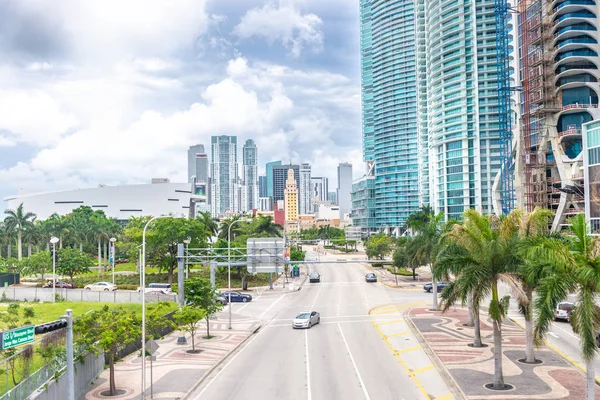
left=395, top=345, right=422, bottom=354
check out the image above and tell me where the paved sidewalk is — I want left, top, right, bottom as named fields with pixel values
left=82, top=314, right=261, bottom=400
left=408, top=306, right=600, bottom=400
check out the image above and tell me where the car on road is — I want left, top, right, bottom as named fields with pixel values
left=365, top=273, right=377, bottom=283
left=554, top=301, right=574, bottom=322
left=137, top=283, right=172, bottom=295
left=220, top=291, right=252, bottom=303
left=292, top=311, right=320, bottom=329
left=309, top=272, right=321, bottom=283
left=43, top=281, right=74, bottom=289
left=84, top=282, right=117, bottom=291
left=423, top=281, right=449, bottom=293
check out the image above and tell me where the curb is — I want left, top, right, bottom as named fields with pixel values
left=404, top=308, right=468, bottom=400
left=181, top=322, right=263, bottom=399
left=507, top=316, right=600, bottom=386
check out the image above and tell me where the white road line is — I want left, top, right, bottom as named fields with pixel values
left=259, top=294, right=285, bottom=319
left=552, top=323, right=581, bottom=341
left=338, top=323, right=371, bottom=400
left=549, top=332, right=560, bottom=338
left=305, top=329, right=312, bottom=400
left=191, top=329, right=263, bottom=399
left=268, top=319, right=398, bottom=327
left=310, top=286, right=322, bottom=311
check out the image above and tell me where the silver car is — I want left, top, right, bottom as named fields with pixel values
left=292, top=311, right=320, bottom=329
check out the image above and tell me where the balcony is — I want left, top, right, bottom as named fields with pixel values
left=562, top=103, right=599, bottom=111
left=554, top=24, right=597, bottom=37
left=554, top=11, right=596, bottom=25
left=553, top=0, right=596, bottom=14
left=555, top=49, right=598, bottom=61
left=558, top=128, right=583, bottom=137
left=556, top=36, right=598, bottom=48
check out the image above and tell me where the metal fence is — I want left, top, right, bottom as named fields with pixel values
left=0, top=362, right=54, bottom=400
left=0, top=287, right=177, bottom=304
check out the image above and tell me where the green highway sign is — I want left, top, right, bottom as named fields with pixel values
left=1, top=326, right=35, bottom=350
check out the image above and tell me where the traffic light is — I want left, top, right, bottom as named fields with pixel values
left=35, top=319, right=67, bottom=334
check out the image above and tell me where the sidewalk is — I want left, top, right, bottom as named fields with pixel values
left=82, top=314, right=261, bottom=400
left=407, top=306, right=600, bottom=400
left=369, top=265, right=431, bottom=289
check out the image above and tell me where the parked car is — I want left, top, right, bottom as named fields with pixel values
left=84, top=282, right=117, bottom=291
left=554, top=301, right=574, bottom=322
left=423, top=281, right=449, bottom=293
left=215, top=294, right=229, bottom=305
left=137, top=283, right=172, bottom=295
left=292, top=311, right=320, bottom=329
left=220, top=291, right=252, bottom=303
left=365, top=273, right=377, bottom=283
left=309, top=272, right=321, bottom=283
left=43, top=281, right=74, bottom=289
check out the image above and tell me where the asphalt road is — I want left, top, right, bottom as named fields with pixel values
left=189, top=252, right=454, bottom=400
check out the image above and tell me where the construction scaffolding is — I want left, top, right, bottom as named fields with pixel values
left=494, top=0, right=516, bottom=215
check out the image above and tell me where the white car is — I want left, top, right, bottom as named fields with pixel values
left=84, top=282, right=117, bottom=291
left=292, top=311, right=320, bottom=329
left=137, top=283, right=172, bottom=295
left=554, top=301, right=574, bottom=321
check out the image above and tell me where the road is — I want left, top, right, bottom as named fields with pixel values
left=190, top=252, right=454, bottom=400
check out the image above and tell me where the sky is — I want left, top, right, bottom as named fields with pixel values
left=0, top=0, right=362, bottom=205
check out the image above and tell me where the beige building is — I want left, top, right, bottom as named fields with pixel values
left=284, top=169, right=299, bottom=233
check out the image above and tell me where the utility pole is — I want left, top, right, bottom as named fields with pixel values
left=65, top=309, right=74, bottom=400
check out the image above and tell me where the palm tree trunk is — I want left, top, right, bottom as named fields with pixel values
left=27, top=240, right=32, bottom=257
left=473, top=304, right=483, bottom=347
left=492, top=319, right=505, bottom=388
left=17, top=230, right=22, bottom=261
left=97, top=237, right=102, bottom=275
left=79, top=242, right=83, bottom=252
left=585, top=358, right=596, bottom=400
left=431, top=276, right=438, bottom=311
left=103, top=241, right=108, bottom=271
left=46, top=242, right=49, bottom=251
left=467, top=292, right=474, bottom=327
left=7, top=242, right=11, bottom=259
left=59, top=234, right=63, bottom=249
left=524, top=312, right=536, bottom=363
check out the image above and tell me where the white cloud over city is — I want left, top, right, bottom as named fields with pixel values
left=0, top=0, right=361, bottom=201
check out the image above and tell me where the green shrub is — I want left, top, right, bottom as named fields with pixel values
left=387, top=267, right=418, bottom=277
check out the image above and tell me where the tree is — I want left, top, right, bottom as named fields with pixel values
left=245, top=215, right=282, bottom=237
left=56, top=248, right=94, bottom=282
left=290, top=249, right=305, bottom=262
left=392, top=237, right=414, bottom=284
left=522, top=214, right=600, bottom=400
left=184, top=278, right=223, bottom=338
left=435, top=209, right=519, bottom=390
left=197, top=211, right=219, bottom=242
left=174, top=306, right=207, bottom=352
left=22, top=220, right=41, bottom=257
left=74, top=306, right=141, bottom=396
left=4, top=203, right=36, bottom=261
left=21, top=250, right=52, bottom=281
left=366, top=234, right=394, bottom=261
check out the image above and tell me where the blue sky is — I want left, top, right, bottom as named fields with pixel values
left=0, top=0, right=362, bottom=207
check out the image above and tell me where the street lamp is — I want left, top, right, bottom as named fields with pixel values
left=183, top=238, right=191, bottom=280
left=50, top=237, right=59, bottom=303
left=109, top=238, right=117, bottom=285
left=141, top=214, right=183, bottom=399
left=228, top=217, right=251, bottom=330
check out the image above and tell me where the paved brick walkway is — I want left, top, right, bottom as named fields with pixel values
left=408, top=307, right=600, bottom=400
left=82, top=317, right=260, bottom=400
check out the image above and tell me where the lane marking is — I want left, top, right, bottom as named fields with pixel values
left=395, top=345, right=422, bottom=354
left=435, top=394, right=454, bottom=400
left=374, top=319, right=404, bottom=326
left=338, top=323, right=371, bottom=400
left=385, top=331, right=411, bottom=338
left=411, top=365, right=434, bottom=375
left=549, top=332, right=559, bottom=339
left=259, top=294, right=285, bottom=319
left=267, top=319, right=392, bottom=327
left=552, top=322, right=581, bottom=342
left=191, top=328, right=263, bottom=399
left=309, top=286, right=322, bottom=311
left=305, top=329, right=312, bottom=400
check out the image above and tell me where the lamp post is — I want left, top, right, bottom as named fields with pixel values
left=50, top=237, right=59, bottom=303
left=109, top=238, right=116, bottom=285
left=141, top=215, right=181, bottom=399
left=183, top=238, right=191, bottom=279
left=227, top=218, right=250, bottom=330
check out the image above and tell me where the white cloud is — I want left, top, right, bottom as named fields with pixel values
left=234, top=1, right=324, bottom=57
left=0, top=136, right=16, bottom=147
left=226, top=57, right=248, bottom=76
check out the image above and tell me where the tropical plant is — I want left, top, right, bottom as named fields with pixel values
left=56, top=248, right=94, bottom=282
left=174, top=306, right=207, bottom=352
left=521, top=213, right=600, bottom=399
left=365, top=233, right=394, bottom=261
left=21, top=250, right=52, bottom=281
left=197, top=211, right=219, bottom=242
left=435, top=209, right=519, bottom=390
left=3, top=203, right=36, bottom=261
left=184, top=278, right=223, bottom=338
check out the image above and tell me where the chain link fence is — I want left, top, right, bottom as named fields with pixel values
left=0, top=287, right=176, bottom=304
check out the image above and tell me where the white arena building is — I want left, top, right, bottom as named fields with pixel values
left=3, top=180, right=198, bottom=221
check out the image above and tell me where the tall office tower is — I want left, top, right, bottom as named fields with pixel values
left=514, top=0, right=599, bottom=231
left=284, top=169, right=299, bottom=233
left=242, top=139, right=258, bottom=212
left=337, top=162, right=353, bottom=218
left=417, top=0, right=504, bottom=221
left=357, top=0, right=420, bottom=235
left=299, top=163, right=312, bottom=214
left=210, top=135, right=238, bottom=215
left=187, top=144, right=209, bottom=182
left=266, top=161, right=282, bottom=198
left=258, top=176, right=268, bottom=198
left=272, top=164, right=300, bottom=203
left=310, top=177, right=329, bottom=202
left=415, top=0, right=429, bottom=208
left=328, top=191, right=337, bottom=205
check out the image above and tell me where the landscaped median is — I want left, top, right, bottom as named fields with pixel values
left=406, top=306, right=597, bottom=400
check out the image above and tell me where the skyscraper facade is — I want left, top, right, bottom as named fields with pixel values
left=357, top=0, right=420, bottom=235
left=284, top=169, right=299, bottom=224
left=337, top=162, right=353, bottom=218
left=418, top=0, right=503, bottom=221
left=242, top=139, right=258, bottom=212
left=266, top=161, right=282, bottom=198
left=310, top=177, right=329, bottom=202
left=210, top=136, right=238, bottom=215
left=299, top=163, right=312, bottom=215
left=272, top=164, right=300, bottom=203
left=258, top=176, right=268, bottom=198
left=187, top=144, right=209, bottom=182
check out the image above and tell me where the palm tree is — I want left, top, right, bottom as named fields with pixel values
left=522, top=214, right=600, bottom=400
left=218, top=216, right=243, bottom=241
left=251, top=216, right=282, bottom=237
left=3, top=203, right=36, bottom=261
left=436, top=209, right=519, bottom=390
left=46, top=213, right=68, bottom=248
left=197, top=212, right=218, bottom=242
left=22, top=219, right=42, bottom=257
